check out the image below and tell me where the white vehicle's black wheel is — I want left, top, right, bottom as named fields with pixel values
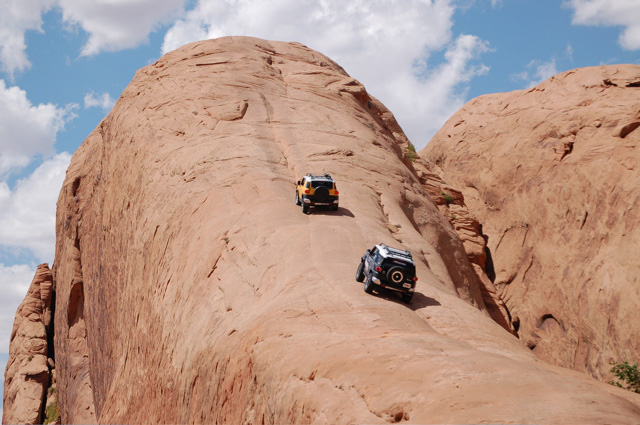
left=355, top=261, right=365, bottom=282
left=364, top=275, right=374, bottom=294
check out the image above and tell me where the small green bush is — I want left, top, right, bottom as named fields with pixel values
left=405, top=143, right=418, bottom=162
left=44, top=400, right=60, bottom=424
left=43, top=387, right=60, bottom=424
left=442, top=193, right=455, bottom=205
left=609, top=361, right=640, bottom=393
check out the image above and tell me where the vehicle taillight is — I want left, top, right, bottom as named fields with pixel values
left=413, top=276, right=418, bottom=281
left=335, top=190, right=339, bottom=195
left=304, top=189, right=309, bottom=194
left=375, top=266, right=382, bottom=272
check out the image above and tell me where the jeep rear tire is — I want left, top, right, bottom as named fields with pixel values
left=387, top=267, right=406, bottom=285
left=331, top=204, right=338, bottom=211
left=355, top=262, right=365, bottom=282
left=302, top=203, right=309, bottom=214
left=364, top=275, right=374, bottom=294
left=295, top=192, right=301, bottom=206
left=401, top=293, right=413, bottom=304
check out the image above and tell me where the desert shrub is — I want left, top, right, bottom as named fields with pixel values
left=44, top=400, right=60, bottom=424
left=43, top=387, right=60, bottom=424
left=405, top=143, right=418, bottom=162
left=609, top=361, right=640, bottom=393
left=440, top=191, right=454, bottom=205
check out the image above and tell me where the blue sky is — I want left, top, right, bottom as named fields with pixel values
left=0, top=0, right=639, bottom=414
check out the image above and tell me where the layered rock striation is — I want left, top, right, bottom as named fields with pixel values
left=424, top=65, right=640, bottom=381
left=6, top=39, right=640, bottom=424
left=3, top=264, right=55, bottom=424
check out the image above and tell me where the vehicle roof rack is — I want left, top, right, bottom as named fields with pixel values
left=305, top=173, right=333, bottom=180
left=377, top=243, right=414, bottom=262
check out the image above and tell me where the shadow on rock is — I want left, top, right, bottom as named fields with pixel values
left=408, top=292, right=441, bottom=310
left=310, top=207, right=355, bottom=217
left=372, top=289, right=440, bottom=311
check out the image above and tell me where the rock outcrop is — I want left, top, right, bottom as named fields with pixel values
left=3, top=264, right=55, bottom=424
left=7, top=39, right=639, bottom=423
left=412, top=159, right=516, bottom=335
left=424, top=65, right=640, bottom=381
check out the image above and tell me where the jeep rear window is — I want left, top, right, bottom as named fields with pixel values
left=382, top=259, right=415, bottom=272
left=311, top=181, right=333, bottom=188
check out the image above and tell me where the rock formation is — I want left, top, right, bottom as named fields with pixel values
left=411, top=158, right=516, bottom=335
left=424, top=64, right=640, bottom=381
left=3, top=264, right=55, bottom=424
left=6, top=39, right=640, bottom=424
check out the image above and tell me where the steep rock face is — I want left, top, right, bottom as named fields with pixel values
left=413, top=160, right=516, bottom=334
left=50, top=39, right=640, bottom=423
left=424, top=65, right=640, bottom=381
left=3, top=264, right=54, bottom=424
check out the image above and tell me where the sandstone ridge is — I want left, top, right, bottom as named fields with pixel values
left=6, top=39, right=640, bottom=424
left=424, top=64, right=640, bottom=382
left=3, top=264, right=55, bottom=424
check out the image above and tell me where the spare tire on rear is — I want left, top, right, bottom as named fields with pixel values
left=387, top=267, right=406, bottom=285
left=314, top=186, right=329, bottom=202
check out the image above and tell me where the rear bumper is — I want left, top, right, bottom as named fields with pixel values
left=302, top=195, right=339, bottom=206
left=371, top=274, right=415, bottom=293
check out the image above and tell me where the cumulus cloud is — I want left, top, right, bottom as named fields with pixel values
left=511, top=59, right=558, bottom=88
left=0, top=0, right=185, bottom=75
left=162, top=0, right=490, bottom=148
left=0, top=153, right=71, bottom=262
left=0, top=263, right=35, bottom=354
left=0, top=0, right=54, bottom=78
left=84, top=91, right=115, bottom=111
left=0, top=80, right=75, bottom=177
left=57, top=0, right=187, bottom=56
left=567, top=0, right=640, bottom=50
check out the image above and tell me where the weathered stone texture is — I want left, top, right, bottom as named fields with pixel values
left=39, top=39, right=640, bottom=424
left=424, top=64, right=640, bottom=382
left=3, top=264, right=54, bottom=424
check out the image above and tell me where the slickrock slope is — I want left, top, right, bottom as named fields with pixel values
left=3, top=264, right=54, bottom=424
left=424, top=65, right=640, bottom=381
left=42, top=39, right=640, bottom=423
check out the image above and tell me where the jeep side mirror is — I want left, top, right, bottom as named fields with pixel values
left=296, top=180, right=300, bottom=185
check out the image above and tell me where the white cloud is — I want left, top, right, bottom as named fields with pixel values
left=0, top=153, right=71, bottom=262
left=567, top=0, right=640, bottom=50
left=0, top=263, right=35, bottom=354
left=84, top=91, right=115, bottom=111
left=57, top=0, right=187, bottom=56
left=511, top=59, right=558, bottom=88
left=0, top=0, right=54, bottom=78
left=0, top=80, right=76, bottom=177
left=161, top=0, right=490, bottom=148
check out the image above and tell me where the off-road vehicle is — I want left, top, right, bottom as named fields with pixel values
left=295, top=173, right=339, bottom=214
left=355, top=244, right=417, bottom=303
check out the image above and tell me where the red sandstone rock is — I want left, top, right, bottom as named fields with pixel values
left=424, top=64, right=640, bottom=383
left=39, top=39, right=640, bottom=423
left=3, top=264, right=53, bottom=424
